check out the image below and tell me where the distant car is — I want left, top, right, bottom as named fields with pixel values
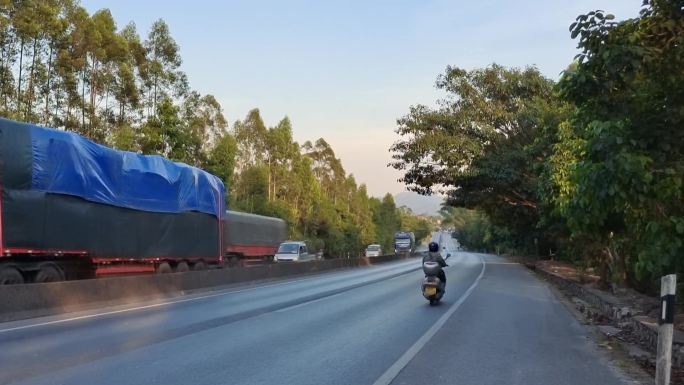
left=274, top=241, right=313, bottom=262
left=365, top=244, right=382, bottom=257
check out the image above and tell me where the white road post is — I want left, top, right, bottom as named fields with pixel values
left=656, top=274, right=677, bottom=385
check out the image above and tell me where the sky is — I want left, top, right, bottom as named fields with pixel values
left=82, top=0, right=642, bottom=198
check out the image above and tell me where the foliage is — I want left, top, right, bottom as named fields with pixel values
left=0, top=0, right=222, bottom=167
left=552, top=0, right=684, bottom=289
left=390, top=64, right=565, bottom=254
left=397, top=206, right=432, bottom=246
left=369, top=194, right=402, bottom=253
left=441, top=206, right=525, bottom=254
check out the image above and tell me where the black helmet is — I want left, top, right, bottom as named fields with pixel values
left=428, top=242, right=439, bottom=252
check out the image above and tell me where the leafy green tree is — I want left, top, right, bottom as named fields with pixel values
left=113, top=22, right=143, bottom=124
left=111, top=123, right=137, bottom=151
left=233, top=108, right=268, bottom=171
left=265, top=117, right=298, bottom=202
left=391, top=64, right=564, bottom=254
left=397, top=206, right=432, bottom=246
left=205, top=132, right=237, bottom=189
left=232, top=164, right=270, bottom=214
left=552, top=0, right=684, bottom=289
left=144, top=19, right=182, bottom=117
left=370, top=194, right=402, bottom=253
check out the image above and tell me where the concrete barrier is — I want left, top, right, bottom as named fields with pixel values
left=0, top=254, right=412, bottom=322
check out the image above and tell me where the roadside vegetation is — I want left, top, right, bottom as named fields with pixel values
left=0, top=0, right=431, bottom=258
left=392, top=0, right=684, bottom=294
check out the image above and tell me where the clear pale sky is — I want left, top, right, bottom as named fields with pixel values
left=82, top=0, right=641, bottom=197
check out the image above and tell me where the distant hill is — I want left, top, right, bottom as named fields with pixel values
left=394, top=191, right=443, bottom=216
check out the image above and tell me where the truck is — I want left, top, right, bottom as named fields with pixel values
left=393, top=231, right=415, bottom=256
left=223, top=211, right=287, bottom=266
left=0, top=117, right=287, bottom=284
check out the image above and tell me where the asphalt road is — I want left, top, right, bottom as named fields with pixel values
left=0, top=232, right=632, bottom=385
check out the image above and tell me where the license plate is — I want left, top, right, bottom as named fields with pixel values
left=424, top=287, right=437, bottom=296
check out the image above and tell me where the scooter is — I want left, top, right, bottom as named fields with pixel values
left=421, top=254, right=449, bottom=306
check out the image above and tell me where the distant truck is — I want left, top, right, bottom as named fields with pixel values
left=223, top=211, right=287, bottom=266
left=394, top=231, right=415, bottom=256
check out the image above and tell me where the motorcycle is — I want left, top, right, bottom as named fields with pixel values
left=421, top=253, right=449, bottom=306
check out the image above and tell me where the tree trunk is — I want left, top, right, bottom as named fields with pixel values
left=147, top=87, right=152, bottom=118
left=0, top=31, right=5, bottom=110
left=604, top=246, right=627, bottom=292
left=17, top=38, right=24, bottom=111
left=104, top=85, right=109, bottom=131
left=274, top=179, right=278, bottom=201
left=89, top=58, right=97, bottom=128
left=54, top=88, right=60, bottom=124
left=267, top=160, right=272, bottom=201
left=26, top=38, right=38, bottom=119
left=153, top=74, right=158, bottom=117
left=44, top=43, right=53, bottom=125
left=81, top=68, right=86, bottom=134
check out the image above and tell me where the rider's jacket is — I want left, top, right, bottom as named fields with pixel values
left=422, top=251, right=447, bottom=267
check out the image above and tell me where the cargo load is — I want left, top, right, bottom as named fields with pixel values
left=0, top=118, right=225, bottom=260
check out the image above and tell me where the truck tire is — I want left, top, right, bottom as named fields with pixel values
left=0, top=266, right=24, bottom=284
left=228, top=256, right=240, bottom=268
left=156, top=262, right=172, bottom=274
left=34, top=264, right=65, bottom=283
left=192, top=261, right=207, bottom=271
left=175, top=261, right=189, bottom=273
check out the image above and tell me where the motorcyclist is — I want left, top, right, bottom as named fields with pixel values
left=423, top=241, right=447, bottom=284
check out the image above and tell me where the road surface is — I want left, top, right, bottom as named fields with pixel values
left=0, top=232, right=632, bottom=385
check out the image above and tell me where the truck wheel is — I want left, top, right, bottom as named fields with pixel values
left=0, top=266, right=24, bottom=284
left=35, top=264, right=65, bottom=283
left=175, top=262, right=189, bottom=273
left=229, top=256, right=240, bottom=267
left=192, top=261, right=207, bottom=271
left=156, top=262, right=173, bottom=274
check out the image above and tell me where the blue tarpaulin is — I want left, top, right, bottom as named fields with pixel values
left=27, top=123, right=225, bottom=218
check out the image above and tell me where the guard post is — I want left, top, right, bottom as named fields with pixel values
left=656, top=274, right=677, bottom=385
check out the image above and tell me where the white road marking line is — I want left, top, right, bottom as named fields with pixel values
left=371, top=254, right=486, bottom=385
left=0, top=259, right=420, bottom=334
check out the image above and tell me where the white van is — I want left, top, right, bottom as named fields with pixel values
left=365, top=244, right=382, bottom=257
left=274, top=241, right=313, bottom=262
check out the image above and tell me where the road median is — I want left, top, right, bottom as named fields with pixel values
left=0, top=254, right=414, bottom=323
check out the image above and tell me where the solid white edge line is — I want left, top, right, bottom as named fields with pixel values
left=371, top=253, right=486, bottom=385
left=0, top=258, right=420, bottom=334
